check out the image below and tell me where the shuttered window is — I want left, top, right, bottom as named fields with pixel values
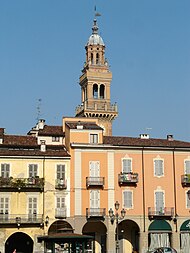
left=29, top=164, right=38, bottom=178
left=57, top=165, right=65, bottom=180
left=155, top=191, right=164, bottom=213
left=89, top=161, right=100, bottom=177
left=90, top=190, right=100, bottom=208
left=56, top=197, right=65, bottom=208
left=123, top=191, right=133, bottom=209
left=122, top=159, right=132, bottom=173
left=186, top=192, right=190, bottom=208
left=28, top=197, right=37, bottom=215
left=154, top=159, right=164, bottom=177
left=185, top=160, right=190, bottom=174
left=1, top=164, right=10, bottom=178
left=0, top=197, right=9, bottom=214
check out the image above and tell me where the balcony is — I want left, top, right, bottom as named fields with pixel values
left=0, top=177, right=44, bottom=192
left=86, top=208, right=106, bottom=219
left=118, top=172, right=138, bottom=186
left=55, top=207, right=67, bottom=219
left=55, top=179, right=67, bottom=190
left=0, top=213, right=43, bottom=227
left=86, top=177, right=105, bottom=188
left=148, top=207, right=174, bottom=220
left=181, top=174, right=190, bottom=186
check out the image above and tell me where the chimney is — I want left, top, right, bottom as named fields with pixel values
left=140, top=134, right=150, bottom=139
left=0, top=128, right=5, bottom=144
left=38, top=119, right=45, bottom=130
left=167, top=135, right=174, bottom=141
left=76, top=121, right=83, bottom=130
left=40, top=140, right=46, bottom=152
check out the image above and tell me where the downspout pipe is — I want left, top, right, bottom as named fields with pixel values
left=172, top=149, right=178, bottom=232
left=142, top=148, right=146, bottom=232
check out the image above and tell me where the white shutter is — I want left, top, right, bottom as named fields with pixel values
left=155, top=191, right=164, bottom=212
left=90, top=161, right=100, bottom=177
left=185, top=161, right=190, bottom=174
left=57, top=165, right=65, bottom=179
left=154, top=160, right=163, bottom=176
left=123, top=191, right=132, bottom=208
left=187, top=192, right=190, bottom=208
left=122, top=159, right=132, bottom=173
left=0, top=197, right=9, bottom=213
left=57, top=197, right=65, bottom=208
left=1, top=164, right=10, bottom=178
left=90, top=190, right=100, bottom=208
left=28, top=197, right=37, bottom=215
left=29, top=164, right=38, bottom=177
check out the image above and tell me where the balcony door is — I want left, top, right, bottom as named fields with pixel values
left=90, top=190, right=100, bottom=215
left=155, top=191, right=164, bottom=214
left=90, top=161, right=100, bottom=179
left=28, top=197, right=37, bottom=221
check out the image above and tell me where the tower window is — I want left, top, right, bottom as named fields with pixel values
left=93, top=84, right=98, bottom=99
left=91, top=53, right=93, bottom=64
left=96, top=53, right=99, bottom=64
left=100, top=84, right=105, bottom=99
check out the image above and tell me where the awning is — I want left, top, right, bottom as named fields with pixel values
left=38, top=233, right=93, bottom=243
left=180, top=220, right=190, bottom=232
left=148, top=220, right=172, bottom=233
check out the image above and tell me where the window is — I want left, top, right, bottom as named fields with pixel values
left=1, top=164, right=10, bottom=178
left=123, top=190, right=133, bottom=209
left=100, top=84, right=105, bottom=99
left=89, top=161, right=100, bottom=178
left=0, top=197, right=9, bottom=215
left=122, top=158, right=132, bottom=173
left=154, top=159, right=164, bottom=177
left=28, top=197, right=37, bottom=220
left=29, top=164, right=38, bottom=178
left=56, top=196, right=65, bottom=209
left=52, top=136, right=60, bottom=142
left=155, top=191, right=164, bottom=213
left=186, top=191, right=190, bottom=209
left=90, top=134, right=98, bottom=144
left=90, top=190, right=100, bottom=209
left=185, top=160, right=190, bottom=174
left=93, top=84, right=98, bottom=98
left=57, top=165, right=65, bottom=180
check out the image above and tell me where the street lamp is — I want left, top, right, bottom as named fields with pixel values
left=109, top=201, right=126, bottom=253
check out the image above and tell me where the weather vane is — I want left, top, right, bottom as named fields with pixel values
left=94, top=5, right=101, bottom=17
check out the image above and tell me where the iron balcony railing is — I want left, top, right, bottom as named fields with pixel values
left=86, top=177, right=105, bottom=188
left=0, top=177, right=44, bottom=191
left=118, top=172, right=138, bottom=185
left=55, top=179, right=67, bottom=189
left=0, top=214, right=43, bottom=225
left=148, top=207, right=174, bottom=218
left=86, top=208, right=106, bottom=218
left=55, top=207, right=67, bottom=219
left=181, top=174, right=190, bottom=186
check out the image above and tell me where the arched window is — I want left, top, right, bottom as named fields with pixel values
left=100, top=84, right=105, bottom=99
left=93, top=84, right=98, bottom=99
left=91, top=53, right=93, bottom=64
left=96, top=53, right=99, bottom=64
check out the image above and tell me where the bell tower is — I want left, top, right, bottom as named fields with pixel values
left=75, top=19, right=118, bottom=136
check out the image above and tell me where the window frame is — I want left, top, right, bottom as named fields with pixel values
left=89, top=133, right=98, bottom=144
left=153, top=158, right=164, bottom=177
left=122, top=158, right=132, bottom=174
left=28, top=164, right=38, bottom=178
left=1, top=163, right=10, bottom=178
left=123, top=190, right=133, bottom=209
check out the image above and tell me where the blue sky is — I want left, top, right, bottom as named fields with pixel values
left=0, top=0, right=190, bottom=141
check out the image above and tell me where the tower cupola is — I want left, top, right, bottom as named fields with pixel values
left=75, top=18, right=118, bottom=136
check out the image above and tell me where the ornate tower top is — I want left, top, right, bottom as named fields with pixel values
left=75, top=18, right=118, bottom=136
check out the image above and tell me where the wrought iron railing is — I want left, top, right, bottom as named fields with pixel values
left=0, top=177, right=44, bottom=191
left=86, top=208, right=106, bottom=218
left=0, top=214, right=43, bottom=224
left=86, top=177, right=105, bottom=188
left=118, top=172, right=138, bottom=185
left=148, top=207, right=174, bottom=217
left=55, top=179, right=67, bottom=189
left=55, top=208, right=67, bottom=219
